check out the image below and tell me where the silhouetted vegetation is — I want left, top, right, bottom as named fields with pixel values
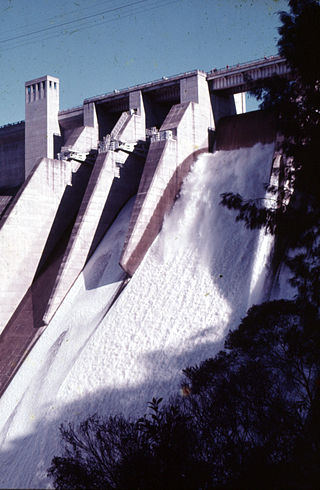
left=48, top=397, right=208, bottom=489
left=48, top=299, right=320, bottom=488
left=48, top=1, right=320, bottom=488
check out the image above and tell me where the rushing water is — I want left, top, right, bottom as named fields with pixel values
left=0, top=143, right=276, bottom=489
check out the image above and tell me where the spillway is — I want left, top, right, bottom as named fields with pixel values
left=0, top=142, right=276, bottom=489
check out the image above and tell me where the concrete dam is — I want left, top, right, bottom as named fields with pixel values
left=0, top=58, right=290, bottom=394
left=0, top=56, right=295, bottom=488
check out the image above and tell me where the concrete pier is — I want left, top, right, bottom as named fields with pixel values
left=0, top=157, right=84, bottom=333
left=43, top=99, right=146, bottom=324
left=42, top=151, right=116, bottom=324
left=120, top=72, right=213, bottom=275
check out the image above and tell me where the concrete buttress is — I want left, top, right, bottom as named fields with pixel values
left=120, top=72, right=213, bottom=275
left=43, top=99, right=146, bottom=324
left=0, top=157, right=80, bottom=333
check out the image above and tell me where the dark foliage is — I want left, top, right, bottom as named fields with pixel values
left=49, top=300, right=320, bottom=489
left=48, top=398, right=210, bottom=489
left=182, top=299, right=320, bottom=489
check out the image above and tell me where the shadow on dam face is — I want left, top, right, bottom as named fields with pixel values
left=0, top=163, right=93, bottom=398
left=85, top=152, right=146, bottom=267
left=215, top=110, right=276, bottom=151
left=0, top=109, right=277, bottom=400
left=0, top=334, right=224, bottom=489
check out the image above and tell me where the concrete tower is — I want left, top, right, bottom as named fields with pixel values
left=25, top=75, right=60, bottom=178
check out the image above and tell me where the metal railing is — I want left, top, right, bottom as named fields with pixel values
left=83, top=69, right=204, bottom=104
left=207, top=55, right=288, bottom=79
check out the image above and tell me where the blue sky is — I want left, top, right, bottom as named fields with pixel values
left=0, top=0, right=288, bottom=126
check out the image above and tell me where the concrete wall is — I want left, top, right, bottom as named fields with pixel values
left=215, top=110, right=276, bottom=150
left=0, top=157, right=81, bottom=334
left=62, top=126, right=98, bottom=153
left=211, top=92, right=236, bottom=125
left=61, top=101, right=99, bottom=153
left=0, top=123, right=25, bottom=190
left=120, top=138, right=176, bottom=276
left=42, top=151, right=115, bottom=324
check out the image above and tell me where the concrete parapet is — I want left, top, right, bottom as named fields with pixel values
left=0, top=157, right=76, bottom=333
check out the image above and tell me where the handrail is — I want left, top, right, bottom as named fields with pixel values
left=84, top=69, right=203, bottom=104
left=207, top=55, right=288, bottom=78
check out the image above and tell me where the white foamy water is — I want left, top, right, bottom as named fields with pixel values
left=0, top=143, right=276, bottom=489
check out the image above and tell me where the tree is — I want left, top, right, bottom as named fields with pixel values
left=182, top=300, right=320, bottom=489
left=221, top=0, right=320, bottom=308
left=48, top=398, right=209, bottom=489
left=49, top=300, right=320, bottom=489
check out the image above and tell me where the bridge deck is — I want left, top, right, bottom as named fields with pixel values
left=207, top=56, right=290, bottom=92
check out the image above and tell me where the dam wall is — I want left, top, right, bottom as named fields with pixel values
left=43, top=103, right=146, bottom=324
left=0, top=122, right=25, bottom=190
left=1, top=56, right=289, bottom=191
left=0, top=140, right=280, bottom=490
left=0, top=106, right=278, bottom=398
left=214, top=110, right=276, bottom=150
left=0, top=157, right=72, bottom=333
left=0, top=57, right=290, bottom=397
left=0, top=157, right=93, bottom=396
left=120, top=73, right=213, bottom=275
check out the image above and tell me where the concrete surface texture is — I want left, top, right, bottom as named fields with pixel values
left=62, top=101, right=98, bottom=154
left=0, top=122, right=25, bottom=189
left=42, top=150, right=117, bottom=325
left=215, top=110, right=276, bottom=150
left=0, top=157, right=83, bottom=334
left=43, top=98, right=146, bottom=325
left=120, top=73, right=214, bottom=275
left=25, top=76, right=61, bottom=178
